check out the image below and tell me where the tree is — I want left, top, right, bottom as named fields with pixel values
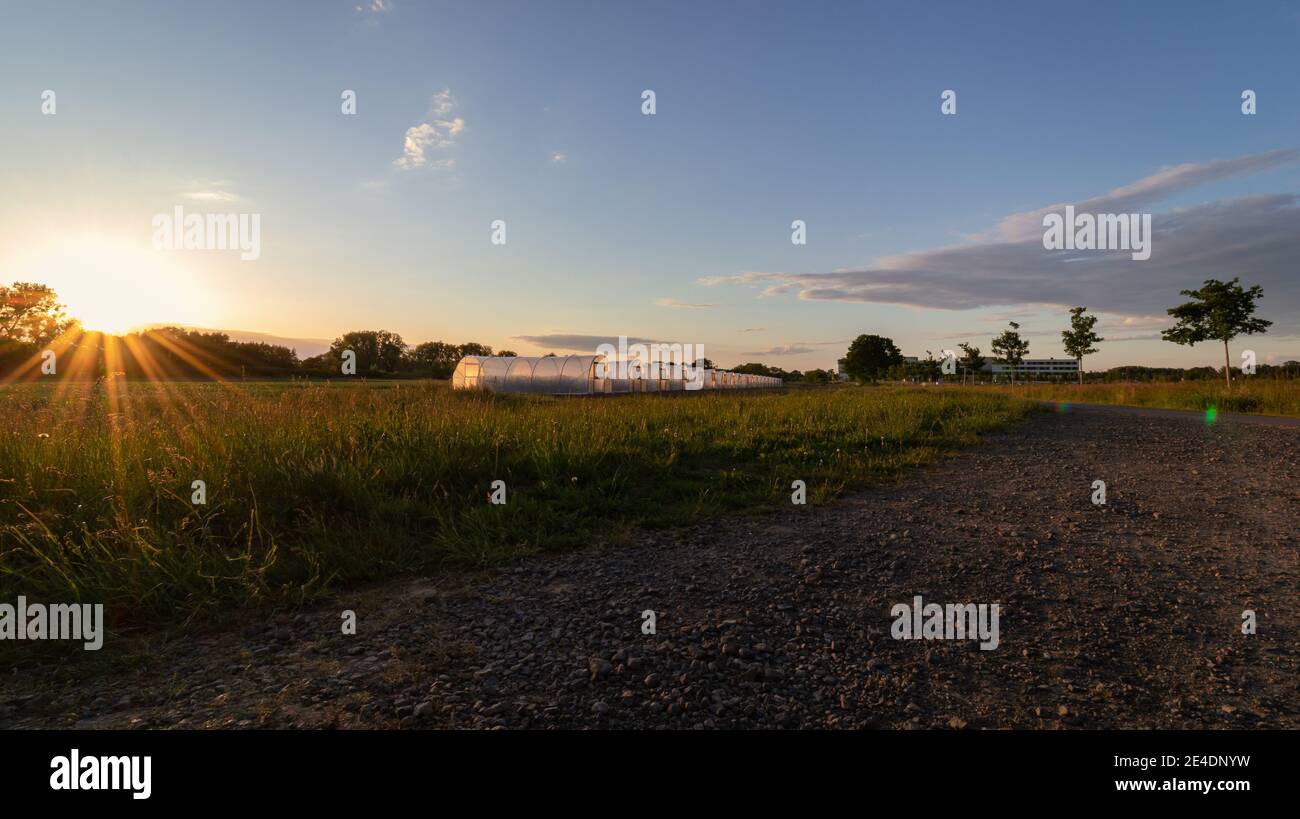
left=990, top=322, right=1030, bottom=384
left=1161, top=278, right=1271, bottom=388
left=958, top=343, right=983, bottom=385
left=0, top=282, right=77, bottom=345
left=408, top=341, right=462, bottom=377
left=840, top=334, right=902, bottom=383
left=328, top=330, right=407, bottom=374
left=1061, top=306, right=1103, bottom=385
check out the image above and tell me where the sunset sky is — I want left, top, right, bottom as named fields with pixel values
left=2, top=0, right=1299, bottom=369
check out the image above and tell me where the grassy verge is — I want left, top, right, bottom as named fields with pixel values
left=1, top=381, right=1034, bottom=630
left=996, top=381, right=1300, bottom=417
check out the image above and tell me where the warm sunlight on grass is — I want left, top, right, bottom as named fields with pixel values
left=12, top=232, right=221, bottom=335
left=0, top=382, right=1035, bottom=629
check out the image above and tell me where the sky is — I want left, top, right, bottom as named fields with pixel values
left=1, top=0, right=1299, bottom=370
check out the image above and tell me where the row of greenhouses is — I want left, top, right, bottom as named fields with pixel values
left=450, top=355, right=783, bottom=394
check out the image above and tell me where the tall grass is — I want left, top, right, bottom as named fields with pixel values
left=0, top=381, right=1033, bottom=627
left=999, top=380, right=1300, bottom=417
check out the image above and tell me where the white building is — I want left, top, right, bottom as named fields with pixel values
left=982, top=357, right=1079, bottom=379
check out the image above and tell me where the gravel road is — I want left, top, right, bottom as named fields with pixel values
left=5, top=403, right=1298, bottom=729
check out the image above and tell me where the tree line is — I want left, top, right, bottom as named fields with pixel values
left=0, top=283, right=516, bottom=380
left=0, top=278, right=1284, bottom=385
left=838, top=278, right=1279, bottom=387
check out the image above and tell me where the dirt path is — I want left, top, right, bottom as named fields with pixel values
left=5, top=404, right=1298, bottom=729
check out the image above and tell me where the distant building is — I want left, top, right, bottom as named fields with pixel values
left=981, top=357, right=1079, bottom=379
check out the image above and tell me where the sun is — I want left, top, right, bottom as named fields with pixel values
left=11, top=232, right=222, bottom=335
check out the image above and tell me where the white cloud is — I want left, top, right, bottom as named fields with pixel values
left=393, top=89, right=463, bottom=171
left=549, top=151, right=568, bottom=165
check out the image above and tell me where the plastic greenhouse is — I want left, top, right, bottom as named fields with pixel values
left=451, top=355, right=783, bottom=394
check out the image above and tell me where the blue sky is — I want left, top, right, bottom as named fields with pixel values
left=2, top=0, right=1298, bottom=368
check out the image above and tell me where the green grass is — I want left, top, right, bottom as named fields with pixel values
left=0, top=381, right=1034, bottom=631
left=997, top=380, right=1300, bottom=417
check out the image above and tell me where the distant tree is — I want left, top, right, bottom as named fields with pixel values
left=0, top=282, right=77, bottom=345
left=1162, top=278, right=1271, bottom=388
left=701, top=357, right=717, bottom=369
left=733, top=361, right=799, bottom=381
left=958, top=343, right=983, bottom=385
left=497, top=349, right=518, bottom=357
left=990, top=322, right=1030, bottom=384
left=1061, top=306, right=1103, bottom=384
left=329, top=330, right=407, bottom=374
left=456, top=342, right=493, bottom=359
left=408, top=341, right=462, bottom=377
left=734, top=362, right=774, bottom=377
left=841, top=334, right=903, bottom=383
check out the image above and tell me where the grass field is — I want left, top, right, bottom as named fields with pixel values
left=998, top=380, right=1300, bottom=417
left=0, top=381, right=1035, bottom=630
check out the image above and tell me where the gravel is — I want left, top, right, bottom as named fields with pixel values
left=4, top=403, right=1297, bottom=729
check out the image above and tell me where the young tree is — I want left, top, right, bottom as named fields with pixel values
left=958, top=343, right=983, bottom=385
left=990, top=322, right=1029, bottom=384
left=1161, top=278, right=1271, bottom=388
left=1061, top=306, right=1103, bottom=384
left=840, top=334, right=903, bottom=383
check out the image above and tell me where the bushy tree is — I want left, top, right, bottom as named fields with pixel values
left=840, top=334, right=902, bottom=383
left=326, top=330, right=407, bottom=374
left=408, top=340, right=462, bottom=377
left=1161, top=278, right=1270, bottom=388
left=0, top=282, right=77, bottom=345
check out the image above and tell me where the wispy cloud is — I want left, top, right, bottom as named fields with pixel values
left=549, top=151, right=568, bottom=165
left=742, top=344, right=816, bottom=356
left=180, top=178, right=240, bottom=202
left=183, top=190, right=238, bottom=202
left=394, top=89, right=464, bottom=171
left=355, top=0, right=392, bottom=14
left=701, top=149, right=1300, bottom=333
left=511, top=333, right=664, bottom=352
left=654, top=297, right=716, bottom=309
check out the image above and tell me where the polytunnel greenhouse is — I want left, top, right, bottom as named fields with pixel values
left=451, top=355, right=783, bottom=395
